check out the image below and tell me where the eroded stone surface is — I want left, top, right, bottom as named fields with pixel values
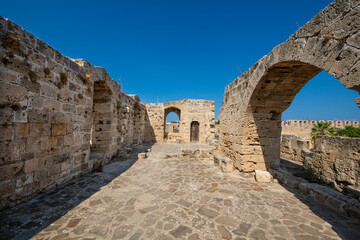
left=1, top=143, right=360, bottom=240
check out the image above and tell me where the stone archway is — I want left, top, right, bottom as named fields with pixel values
left=219, top=1, right=360, bottom=172
left=164, top=106, right=181, bottom=142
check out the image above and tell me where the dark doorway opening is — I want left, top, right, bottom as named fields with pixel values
left=191, top=121, right=199, bottom=142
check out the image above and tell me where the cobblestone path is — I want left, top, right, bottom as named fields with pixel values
left=1, top=143, right=360, bottom=240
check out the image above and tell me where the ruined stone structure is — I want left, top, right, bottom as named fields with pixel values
left=280, top=120, right=360, bottom=161
left=303, top=135, right=360, bottom=190
left=0, top=18, right=214, bottom=208
left=219, top=0, right=360, bottom=173
left=145, top=100, right=215, bottom=143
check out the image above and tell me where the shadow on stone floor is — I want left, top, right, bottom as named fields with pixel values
left=0, top=143, right=154, bottom=240
left=278, top=183, right=360, bottom=240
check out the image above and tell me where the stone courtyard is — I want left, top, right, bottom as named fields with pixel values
left=1, top=143, right=360, bottom=240
left=1, top=1, right=360, bottom=239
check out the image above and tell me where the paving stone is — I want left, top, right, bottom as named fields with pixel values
left=217, top=225, right=232, bottom=239
left=233, top=222, right=252, bottom=236
left=215, top=216, right=237, bottom=226
left=188, top=233, right=200, bottom=240
left=139, top=205, right=159, bottom=214
left=249, top=229, right=266, bottom=240
left=66, top=218, right=81, bottom=228
left=169, top=225, right=192, bottom=238
left=112, top=225, right=134, bottom=239
left=1, top=143, right=360, bottom=240
left=198, top=206, right=219, bottom=219
left=177, top=199, right=192, bottom=208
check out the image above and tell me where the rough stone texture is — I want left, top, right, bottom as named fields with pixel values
left=1, top=143, right=360, bottom=240
left=255, top=170, right=273, bottom=183
left=137, top=152, right=147, bottom=160
left=214, top=154, right=234, bottom=173
left=0, top=18, right=154, bottom=209
left=280, top=134, right=310, bottom=163
left=145, top=99, right=215, bottom=143
left=0, top=18, right=215, bottom=209
left=304, top=135, right=360, bottom=189
left=219, top=1, right=360, bottom=172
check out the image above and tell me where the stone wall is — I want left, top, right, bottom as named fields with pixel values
left=0, top=17, right=153, bottom=209
left=165, top=122, right=180, bottom=133
left=303, top=135, right=360, bottom=189
left=219, top=0, right=360, bottom=172
left=145, top=99, right=215, bottom=143
left=280, top=120, right=360, bottom=162
left=280, top=134, right=310, bottom=162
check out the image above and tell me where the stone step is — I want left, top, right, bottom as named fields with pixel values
left=214, top=154, right=233, bottom=173
left=272, top=169, right=360, bottom=221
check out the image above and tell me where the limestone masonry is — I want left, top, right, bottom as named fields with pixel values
left=0, top=17, right=214, bottom=208
left=219, top=0, right=360, bottom=173
left=1, top=0, right=360, bottom=217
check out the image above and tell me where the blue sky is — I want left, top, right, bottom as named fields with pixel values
left=2, top=0, right=359, bottom=121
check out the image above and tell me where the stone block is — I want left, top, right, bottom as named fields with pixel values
left=23, top=159, right=38, bottom=173
left=214, top=154, right=233, bottom=173
left=138, top=152, right=147, bottom=160
left=0, top=124, right=13, bottom=141
left=51, top=123, right=66, bottom=136
left=0, top=82, right=27, bottom=105
left=29, top=123, right=51, bottom=138
left=28, top=110, right=49, bottom=123
left=14, top=123, right=29, bottom=139
left=254, top=170, right=273, bottom=183
left=0, top=179, right=13, bottom=199
left=0, top=107, right=13, bottom=125
left=43, top=99, right=61, bottom=112
left=221, top=158, right=233, bottom=173
left=0, top=162, right=24, bottom=181
left=14, top=109, right=28, bottom=123
left=40, top=84, right=57, bottom=99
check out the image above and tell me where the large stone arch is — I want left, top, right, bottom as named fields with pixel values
left=219, top=0, right=360, bottom=172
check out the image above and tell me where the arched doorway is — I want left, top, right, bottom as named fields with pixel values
left=164, top=107, right=181, bottom=142
left=190, top=121, right=199, bottom=142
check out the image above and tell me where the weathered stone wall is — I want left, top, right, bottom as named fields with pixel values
left=145, top=99, right=215, bottom=143
left=165, top=122, right=179, bottom=133
left=303, top=135, right=360, bottom=189
left=219, top=0, right=360, bottom=172
left=280, top=120, right=360, bottom=162
left=0, top=17, right=152, bottom=209
left=280, top=134, right=310, bottom=162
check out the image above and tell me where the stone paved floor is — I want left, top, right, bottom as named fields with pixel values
left=1, top=143, right=360, bottom=240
